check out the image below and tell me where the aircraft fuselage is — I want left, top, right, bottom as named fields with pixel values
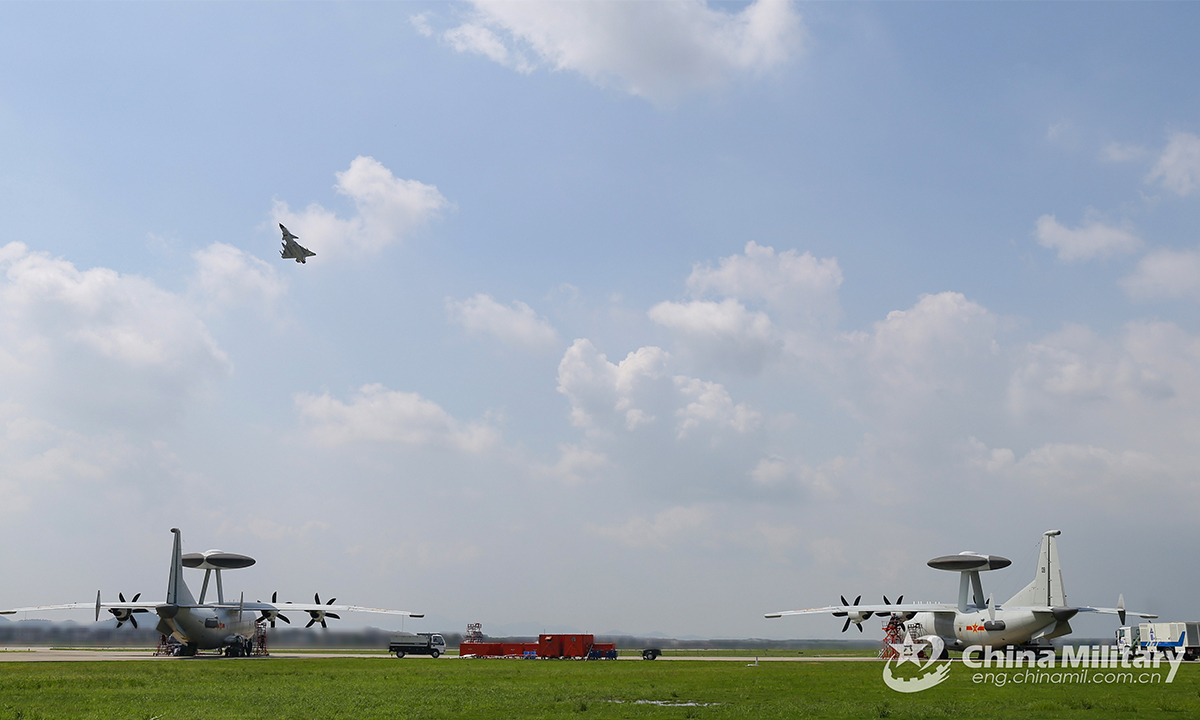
left=908, top=609, right=1055, bottom=650
left=156, top=602, right=268, bottom=650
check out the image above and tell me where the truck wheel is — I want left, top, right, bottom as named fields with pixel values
left=431, top=649, right=441, bottom=659
left=395, top=651, right=406, bottom=659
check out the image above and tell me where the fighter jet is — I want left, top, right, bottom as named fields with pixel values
left=278, top=223, right=315, bottom=263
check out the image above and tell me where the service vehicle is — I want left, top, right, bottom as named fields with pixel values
left=389, top=632, right=447, bottom=658
left=1116, top=622, right=1200, bottom=660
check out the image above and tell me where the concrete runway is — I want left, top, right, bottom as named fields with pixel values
left=0, top=647, right=884, bottom=663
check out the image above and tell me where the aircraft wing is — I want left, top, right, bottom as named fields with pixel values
left=2, top=601, right=160, bottom=615
left=1071, top=606, right=1158, bottom=619
left=270, top=602, right=422, bottom=617
left=765, top=603, right=957, bottom=618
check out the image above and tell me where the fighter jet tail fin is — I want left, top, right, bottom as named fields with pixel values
left=1005, top=530, right=1066, bottom=608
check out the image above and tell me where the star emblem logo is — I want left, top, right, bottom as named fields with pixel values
left=888, top=629, right=927, bottom=667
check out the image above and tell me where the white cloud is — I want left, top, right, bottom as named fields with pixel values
left=410, top=12, right=433, bottom=38
left=674, top=376, right=761, bottom=438
left=444, top=22, right=533, bottom=73
left=967, top=438, right=1178, bottom=508
left=0, top=242, right=229, bottom=426
left=556, top=338, right=758, bottom=441
left=590, top=505, right=711, bottom=549
left=190, top=243, right=287, bottom=316
left=446, top=293, right=559, bottom=350
left=864, top=291, right=998, bottom=396
left=295, top=383, right=499, bottom=453
left=271, top=156, right=450, bottom=259
left=534, top=443, right=607, bottom=485
left=686, top=241, right=842, bottom=321
left=1147, top=132, right=1200, bottom=196
left=1034, top=214, right=1142, bottom=261
left=650, top=242, right=841, bottom=373
left=1121, top=246, right=1200, bottom=302
left=0, top=403, right=135, bottom=516
left=428, top=0, right=804, bottom=103
left=648, top=298, right=780, bottom=372
left=1101, top=142, right=1148, bottom=163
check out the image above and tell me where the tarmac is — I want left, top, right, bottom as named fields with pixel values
left=0, top=647, right=883, bottom=663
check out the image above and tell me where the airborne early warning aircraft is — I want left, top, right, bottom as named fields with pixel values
left=1, top=529, right=422, bottom=656
left=279, top=223, right=315, bottom=263
left=766, top=530, right=1156, bottom=652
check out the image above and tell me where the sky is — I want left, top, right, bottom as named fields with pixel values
left=1, top=1, right=1199, bottom=641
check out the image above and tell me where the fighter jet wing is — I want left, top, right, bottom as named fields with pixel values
left=765, top=602, right=957, bottom=618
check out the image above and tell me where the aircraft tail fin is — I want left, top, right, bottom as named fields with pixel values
left=165, top=528, right=196, bottom=606
left=1005, top=530, right=1067, bottom=607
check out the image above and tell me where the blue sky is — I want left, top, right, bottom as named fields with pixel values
left=2, top=1, right=1199, bottom=640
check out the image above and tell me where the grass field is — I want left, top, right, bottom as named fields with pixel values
left=1, top=657, right=1197, bottom=719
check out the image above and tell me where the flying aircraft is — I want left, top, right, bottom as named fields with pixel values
left=278, top=223, right=315, bottom=263
left=1, top=528, right=422, bottom=656
left=765, top=530, right=1156, bottom=653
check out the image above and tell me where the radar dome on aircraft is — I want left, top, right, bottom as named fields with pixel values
left=181, top=549, right=256, bottom=570
left=926, top=551, right=1010, bottom=572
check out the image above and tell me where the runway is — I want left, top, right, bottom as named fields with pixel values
left=0, top=647, right=885, bottom=663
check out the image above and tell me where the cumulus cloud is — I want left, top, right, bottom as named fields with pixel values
left=650, top=242, right=841, bottom=372
left=862, top=292, right=999, bottom=399
left=1034, top=214, right=1142, bottom=261
left=271, top=156, right=450, bottom=259
left=674, top=376, right=761, bottom=437
left=1147, top=132, right=1200, bottom=196
left=1121, top=246, right=1200, bottom=302
left=190, top=243, right=287, bottom=316
left=424, top=0, right=804, bottom=103
left=590, top=505, right=711, bottom=549
left=648, top=298, right=780, bottom=372
left=556, top=338, right=758, bottom=440
left=685, top=241, right=842, bottom=320
left=0, top=242, right=229, bottom=426
left=446, top=293, right=559, bottom=350
left=0, top=404, right=135, bottom=516
left=295, top=383, right=499, bottom=453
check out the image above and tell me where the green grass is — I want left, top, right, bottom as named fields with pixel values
left=0, top=658, right=1196, bottom=719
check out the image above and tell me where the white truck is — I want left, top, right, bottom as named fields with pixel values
left=389, top=632, right=447, bottom=658
left=1116, top=622, right=1200, bottom=661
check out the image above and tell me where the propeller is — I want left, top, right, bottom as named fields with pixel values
left=109, top=592, right=149, bottom=629
left=834, top=595, right=867, bottom=632
left=987, top=594, right=995, bottom=622
left=258, top=592, right=292, bottom=628
left=305, top=593, right=341, bottom=629
left=877, top=595, right=916, bottom=621
left=1118, top=594, right=1126, bottom=625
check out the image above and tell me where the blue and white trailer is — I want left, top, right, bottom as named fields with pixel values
left=1116, top=622, right=1200, bottom=661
